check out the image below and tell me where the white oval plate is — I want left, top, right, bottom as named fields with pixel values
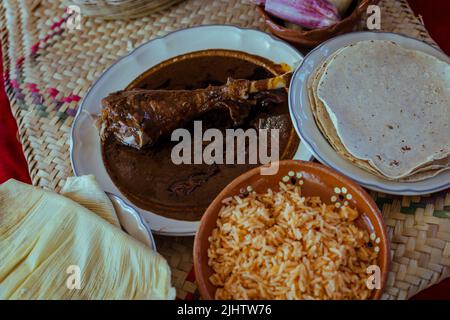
left=71, top=25, right=311, bottom=236
left=107, top=193, right=156, bottom=250
left=289, top=31, right=450, bottom=195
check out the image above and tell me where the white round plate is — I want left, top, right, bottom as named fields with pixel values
left=289, top=31, right=450, bottom=195
left=71, top=25, right=311, bottom=236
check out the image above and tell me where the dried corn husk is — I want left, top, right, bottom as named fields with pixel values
left=0, top=179, right=175, bottom=299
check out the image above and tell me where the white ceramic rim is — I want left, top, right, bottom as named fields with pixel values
left=289, top=31, right=450, bottom=195
left=107, top=192, right=156, bottom=250
left=70, top=24, right=310, bottom=236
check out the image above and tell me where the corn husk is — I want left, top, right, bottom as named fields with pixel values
left=0, top=179, right=175, bottom=299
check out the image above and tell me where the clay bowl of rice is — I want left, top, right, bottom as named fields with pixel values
left=194, top=160, right=389, bottom=300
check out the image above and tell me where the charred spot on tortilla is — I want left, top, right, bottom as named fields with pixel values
left=389, top=160, right=400, bottom=167
left=401, top=146, right=411, bottom=152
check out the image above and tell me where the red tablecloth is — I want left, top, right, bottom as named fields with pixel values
left=0, top=0, right=449, bottom=299
left=0, top=46, right=30, bottom=185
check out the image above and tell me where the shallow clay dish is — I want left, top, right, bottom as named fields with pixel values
left=194, top=160, right=390, bottom=300
left=257, top=0, right=379, bottom=48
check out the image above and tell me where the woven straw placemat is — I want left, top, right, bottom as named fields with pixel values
left=1, top=0, right=449, bottom=300
left=65, top=0, right=186, bottom=19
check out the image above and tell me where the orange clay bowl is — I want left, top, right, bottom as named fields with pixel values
left=257, top=0, right=380, bottom=48
left=194, top=160, right=390, bottom=300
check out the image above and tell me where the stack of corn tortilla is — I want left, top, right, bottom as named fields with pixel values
left=307, top=40, right=450, bottom=181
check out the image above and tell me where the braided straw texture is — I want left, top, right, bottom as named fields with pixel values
left=0, top=0, right=448, bottom=300
left=65, top=0, right=186, bottom=19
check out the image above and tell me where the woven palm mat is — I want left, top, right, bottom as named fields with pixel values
left=1, top=0, right=449, bottom=300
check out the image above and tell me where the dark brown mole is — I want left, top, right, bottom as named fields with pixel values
left=387, top=124, right=393, bottom=129
left=101, top=52, right=299, bottom=222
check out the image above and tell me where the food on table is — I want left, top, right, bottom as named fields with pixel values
left=308, top=40, right=450, bottom=181
left=100, top=72, right=292, bottom=149
left=0, top=180, right=175, bottom=299
left=101, top=50, right=299, bottom=221
left=208, top=182, right=378, bottom=299
left=253, top=0, right=346, bottom=29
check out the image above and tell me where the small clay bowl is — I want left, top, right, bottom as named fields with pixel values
left=256, top=0, right=379, bottom=48
left=194, top=160, right=390, bottom=300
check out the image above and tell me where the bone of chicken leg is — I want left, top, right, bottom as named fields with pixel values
left=249, top=72, right=292, bottom=93
left=100, top=72, right=292, bottom=149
